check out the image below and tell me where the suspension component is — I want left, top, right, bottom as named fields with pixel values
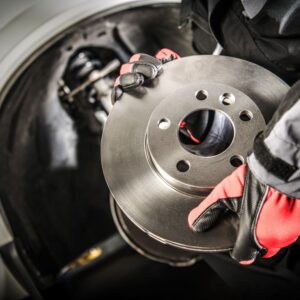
left=58, top=49, right=120, bottom=122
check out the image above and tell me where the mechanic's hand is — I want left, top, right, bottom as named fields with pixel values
left=188, top=163, right=300, bottom=265
left=111, top=48, right=180, bottom=103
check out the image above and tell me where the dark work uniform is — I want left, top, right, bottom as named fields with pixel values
left=180, top=0, right=300, bottom=297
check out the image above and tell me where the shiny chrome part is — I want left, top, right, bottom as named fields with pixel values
left=102, top=55, right=289, bottom=253
left=212, top=43, right=223, bottom=55
left=58, top=59, right=120, bottom=102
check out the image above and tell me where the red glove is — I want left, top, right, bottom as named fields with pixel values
left=111, top=48, right=180, bottom=103
left=188, top=164, right=300, bottom=265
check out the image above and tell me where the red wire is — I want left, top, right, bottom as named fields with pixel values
left=180, top=121, right=201, bottom=144
left=186, top=129, right=201, bottom=144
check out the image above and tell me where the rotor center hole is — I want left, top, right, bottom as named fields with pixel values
left=178, top=109, right=234, bottom=157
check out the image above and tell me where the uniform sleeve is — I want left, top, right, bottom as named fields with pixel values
left=248, top=80, right=300, bottom=198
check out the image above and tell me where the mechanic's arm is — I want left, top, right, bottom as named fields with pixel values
left=189, top=80, right=300, bottom=265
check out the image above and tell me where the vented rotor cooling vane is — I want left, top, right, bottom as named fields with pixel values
left=101, top=56, right=288, bottom=255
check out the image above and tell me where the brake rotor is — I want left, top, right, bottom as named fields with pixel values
left=110, top=196, right=201, bottom=266
left=102, top=55, right=288, bottom=252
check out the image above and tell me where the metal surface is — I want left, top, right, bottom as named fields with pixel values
left=58, top=59, right=120, bottom=101
left=102, top=55, right=289, bottom=252
left=146, top=82, right=265, bottom=195
left=110, top=197, right=201, bottom=266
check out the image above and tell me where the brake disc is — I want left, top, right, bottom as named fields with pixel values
left=110, top=196, right=201, bottom=266
left=102, top=55, right=288, bottom=253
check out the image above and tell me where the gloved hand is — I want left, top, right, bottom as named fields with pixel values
left=111, top=48, right=180, bottom=103
left=188, top=163, right=300, bottom=265
left=112, top=49, right=215, bottom=147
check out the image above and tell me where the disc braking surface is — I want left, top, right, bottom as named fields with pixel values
left=101, top=55, right=288, bottom=252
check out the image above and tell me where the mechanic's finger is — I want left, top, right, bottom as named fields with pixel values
left=230, top=238, right=261, bottom=265
left=111, top=86, right=123, bottom=104
left=129, top=53, right=163, bottom=66
left=114, top=75, right=120, bottom=87
left=155, top=48, right=180, bottom=61
left=129, top=53, right=142, bottom=62
left=111, top=73, right=144, bottom=104
left=189, top=200, right=230, bottom=232
left=188, top=164, right=246, bottom=232
left=120, top=61, right=161, bottom=79
left=119, top=72, right=144, bottom=91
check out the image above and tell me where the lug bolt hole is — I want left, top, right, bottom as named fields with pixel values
left=195, top=90, right=208, bottom=100
left=177, top=160, right=190, bottom=172
left=220, top=93, right=235, bottom=105
left=240, top=110, right=253, bottom=121
left=158, top=118, right=171, bottom=130
left=230, top=155, right=244, bottom=167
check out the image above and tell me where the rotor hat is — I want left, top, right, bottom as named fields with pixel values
left=102, top=55, right=288, bottom=252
